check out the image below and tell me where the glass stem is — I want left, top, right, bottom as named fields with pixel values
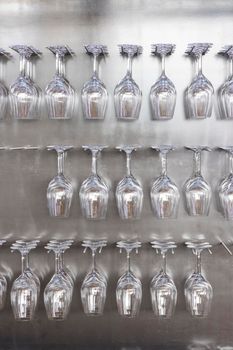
left=55, top=252, right=60, bottom=274
left=229, top=57, right=233, bottom=79
left=229, top=152, right=233, bottom=174
left=193, top=151, right=201, bottom=176
left=57, top=151, right=65, bottom=175
left=127, top=55, right=132, bottom=77
left=197, top=55, right=202, bottom=75
left=93, top=54, right=98, bottom=77
left=21, top=253, right=27, bottom=273
left=91, top=151, right=98, bottom=175
left=161, top=54, right=165, bottom=75
left=162, top=253, right=167, bottom=273
left=127, top=252, right=131, bottom=272
left=196, top=252, right=201, bottom=274
left=19, top=55, right=27, bottom=76
left=160, top=152, right=167, bottom=176
left=126, top=152, right=132, bottom=176
left=56, top=53, right=63, bottom=76
left=92, top=250, right=96, bottom=271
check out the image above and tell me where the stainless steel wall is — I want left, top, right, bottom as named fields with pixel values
left=0, top=0, right=233, bottom=349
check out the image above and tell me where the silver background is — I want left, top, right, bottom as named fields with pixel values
left=0, top=0, right=232, bottom=348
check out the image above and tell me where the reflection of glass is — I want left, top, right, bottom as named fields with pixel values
left=44, top=240, right=73, bottom=321
left=116, top=146, right=143, bottom=220
left=11, top=240, right=39, bottom=321
left=150, top=44, right=176, bottom=120
left=45, top=45, right=75, bottom=119
left=79, top=145, right=109, bottom=220
left=150, top=241, right=177, bottom=318
left=185, top=43, right=214, bottom=119
left=0, top=240, right=7, bottom=310
left=184, top=146, right=211, bottom=216
left=114, top=44, right=142, bottom=120
left=47, top=145, right=73, bottom=218
left=218, top=147, right=233, bottom=219
left=218, top=45, right=233, bottom=119
left=81, top=45, right=108, bottom=120
left=150, top=145, right=180, bottom=218
left=0, top=49, right=11, bottom=120
left=185, top=242, right=213, bottom=318
left=9, top=45, right=42, bottom=120
left=116, top=241, right=142, bottom=318
left=81, top=240, right=107, bottom=316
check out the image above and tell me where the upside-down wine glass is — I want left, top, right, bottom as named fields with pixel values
left=81, top=240, right=107, bottom=316
left=184, top=242, right=213, bottom=318
left=116, top=241, right=142, bottom=318
left=11, top=240, right=40, bottom=321
left=45, top=45, right=75, bottom=119
left=9, top=45, right=42, bottom=120
left=150, top=241, right=177, bottom=318
left=0, top=49, right=11, bottom=119
left=218, top=45, right=233, bottom=119
left=81, top=44, right=108, bottom=120
left=79, top=145, right=109, bottom=220
left=114, top=44, right=142, bottom=120
left=44, top=240, right=73, bottom=321
left=0, top=240, right=7, bottom=310
left=116, top=146, right=143, bottom=220
left=218, top=147, right=233, bottom=219
left=150, top=44, right=176, bottom=120
left=185, top=43, right=214, bottom=119
left=184, top=146, right=211, bottom=216
left=150, top=145, right=180, bottom=218
left=47, top=145, right=73, bottom=218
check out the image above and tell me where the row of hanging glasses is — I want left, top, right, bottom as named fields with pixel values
left=0, top=239, right=213, bottom=321
left=46, top=144, right=233, bottom=220
left=0, top=43, right=233, bottom=120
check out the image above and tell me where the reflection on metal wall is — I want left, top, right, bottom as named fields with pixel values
left=0, top=0, right=232, bottom=348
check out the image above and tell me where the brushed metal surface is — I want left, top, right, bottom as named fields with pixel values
left=0, top=0, right=232, bottom=348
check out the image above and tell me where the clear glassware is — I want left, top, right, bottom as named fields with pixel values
left=218, top=147, right=233, bottom=219
left=218, top=45, right=233, bottom=119
left=47, top=145, right=73, bottom=218
left=44, top=241, right=73, bottom=321
left=184, top=242, right=213, bottom=318
left=81, top=240, right=107, bottom=316
left=81, top=44, right=108, bottom=120
left=150, top=145, right=180, bottom=218
left=150, top=44, right=176, bottom=120
left=114, top=44, right=142, bottom=120
left=150, top=241, right=177, bottom=318
left=184, top=146, right=211, bottom=216
left=9, top=45, right=42, bottom=120
left=79, top=145, right=109, bottom=220
left=0, top=240, right=7, bottom=310
left=116, top=241, right=142, bottom=318
left=185, top=43, right=214, bottom=119
left=116, top=146, right=143, bottom=220
left=0, top=49, right=11, bottom=120
left=45, top=45, right=75, bottom=119
left=10, top=241, right=39, bottom=321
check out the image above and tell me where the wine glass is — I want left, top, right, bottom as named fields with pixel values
left=114, top=44, right=142, bottom=120
left=10, top=240, right=39, bottom=321
left=44, top=240, right=73, bottom=321
left=150, top=145, right=180, bottom=218
left=184, top=242, right=213, bottom=318
left=81, top=44, right=108, bottom=120
left=116, top=146, right=143, bottom=220
left=0, top=49, right=11, bottom=120
left=218, top=45, right=233, bottom=119
left=0, top=240, right=7, bottom=310
left=9, top=45, right=42, bottom=120
left=150, top=44, right=176, bottom=120
left=150, top=241, right=177, bottom=318
left=81, top=240, right=107, bottom=316
left=116, top=241, right=142, bottom=318
left=45, top=45, right=75, bottom=119
left=79, top=145, right=109, bottom=220
left=217, top=147, right=233, bottom=219
left=47, top=145, right=73, bottom=218
left=184, top=146, right=212, bottom=216
left=185, top=43, right=214, bottom=119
